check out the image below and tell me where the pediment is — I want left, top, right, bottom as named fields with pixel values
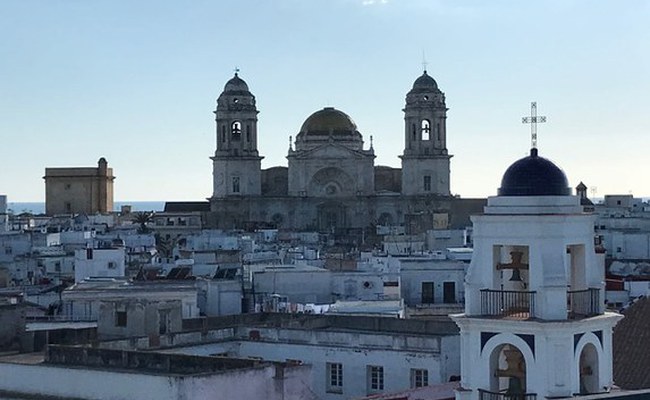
left=293, top=143, right=369, bottom=160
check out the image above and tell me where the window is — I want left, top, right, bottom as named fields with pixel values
left=421, top=119, right=431, bottom=140
left=327, top=362, right=343, bottom=393
left=411, top=369, right=428, bottom=388
left=412, top=124, right=416, bottom=141
left=443, top=281, right=456, bottom=303
left=65, top=202, right=72, bottom=213
left=231, top=121, right=242, bottom=140
left=115, top=310, right=127, bottom=327
left=422, top=281, right=434, bottom=304
left=4, top=247, right=12, bottom=255
left=107, top=262, right=116, bottom=269
left=246, top=125, right=251, bottom=142
left=423, top=175, right=431, bottom=192
left=54, top=262, right=61, bottom=272
left=86, top=248, right=93, bottom=260
left=221, top=126, right=226, bottom=143
left=232, top=177, right=240, bottom=193
left=436, top=123, right=441, bottom=141
left=367, top=365, right=384, bottom=392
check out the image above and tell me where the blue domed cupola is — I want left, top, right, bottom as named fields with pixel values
left=498, top=148, right=571, bottom=196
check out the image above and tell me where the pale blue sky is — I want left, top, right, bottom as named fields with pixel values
left=1, top=0, right=649, bottom=201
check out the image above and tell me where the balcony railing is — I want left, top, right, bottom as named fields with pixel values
left=480, top=289, right=536, bottom=319
left=478, top=389, right=537, bottom=400
left=567, top=288, right=600, bottom=318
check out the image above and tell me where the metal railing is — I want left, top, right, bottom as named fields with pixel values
left=480, top=289, right=536, bottom=319
left=478, top=389, right=537, bottom=400
left=567, top=288, right=600, bottom=318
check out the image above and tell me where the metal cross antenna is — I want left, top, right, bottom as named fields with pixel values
left=522, top=102, right=547, bottom=149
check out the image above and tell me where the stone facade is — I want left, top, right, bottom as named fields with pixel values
left=209, top=72, right=475, bottom=232
left=44, top=157, right=115, bottom=215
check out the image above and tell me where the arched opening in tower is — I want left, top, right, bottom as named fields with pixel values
left=490, top=343, right=528, bottom=396
left=579, top=343, right=599, bottom=394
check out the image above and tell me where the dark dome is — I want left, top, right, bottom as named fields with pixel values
left=299, top=107, right=357, bottom=134
left=411, top=71, right=438, bottom=90
left=498, top=148, right=571, bottom=196
left=223, top=73, right=250, bottom=94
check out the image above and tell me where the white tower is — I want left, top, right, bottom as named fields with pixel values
left=452, top=148, right=622, bottom=400
left=400, top=71, right=451, bottom=196
left=211, top=73, right=263, bottom=198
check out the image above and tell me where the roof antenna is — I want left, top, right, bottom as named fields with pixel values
left=422, top=51, right=428, bottom=74
left=522, top=101, right=546, bottom=156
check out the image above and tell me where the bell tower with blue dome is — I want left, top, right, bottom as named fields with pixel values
left=452, top=148, right=623, bottom=399
left=400, top=70, right=451, bottom=196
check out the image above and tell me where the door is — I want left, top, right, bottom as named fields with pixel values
left=443, top=281, right=456, bottom=303
left=421, top=282, right=434, bottom=304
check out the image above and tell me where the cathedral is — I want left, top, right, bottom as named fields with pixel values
left=208, top=71, right=482, bottom=232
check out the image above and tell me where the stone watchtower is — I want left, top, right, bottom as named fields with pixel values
left=44, top=157, right=115, bottom=215
left=211, top=73, right=263, bottom=198
left=400, top=71, right=451, bottom=196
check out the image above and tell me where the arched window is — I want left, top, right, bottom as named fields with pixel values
left=436, top=123, right=441, bottom=141
left=246, top=125, right=251, bottom=142
left=412, top=124, right=417, bottom=141
left=231, top=121, right=242, bottom=141
left=421, top=119, right=431, bottom=141
left=221, top=126, right=226, bottom=143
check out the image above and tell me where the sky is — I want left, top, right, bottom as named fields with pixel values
left=1, top=0, right=649, bottom=202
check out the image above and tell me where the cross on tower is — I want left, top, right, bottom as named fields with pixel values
left=522, top=102, right=546, bottom=149
left=422, top=52, right=428, bottom=73
left=234, top=66, right=240, bottom=76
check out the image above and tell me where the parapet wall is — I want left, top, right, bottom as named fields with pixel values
left=181, top=312, right=459, bottom=335
left=46, top=344, right=263, bottom=375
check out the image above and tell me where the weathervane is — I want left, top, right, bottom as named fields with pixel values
left=522, top=102, right=546, bottom=149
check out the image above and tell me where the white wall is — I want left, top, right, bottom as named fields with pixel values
left=0, top=360, right=313, bottom=400
left=74, top=248, right=125, bottom=283
left=162, top=329, right=456, bottom=400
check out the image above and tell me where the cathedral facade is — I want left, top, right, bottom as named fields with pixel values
left=209, top=71, right=472, bottom=232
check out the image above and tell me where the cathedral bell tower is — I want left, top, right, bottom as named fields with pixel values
left=211, top=73, right=263, bottom=198
left=452, top=148, right=622, bottom=400
left=400, top=70, right=451, bottom=196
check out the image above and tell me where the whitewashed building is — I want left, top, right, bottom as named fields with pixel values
left=74, top=246, right=125, bottom=283
left=452, top=148, right=623, bottom=399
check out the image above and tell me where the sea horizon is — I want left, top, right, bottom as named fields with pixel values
left=7, top=201, right=169, bottom=215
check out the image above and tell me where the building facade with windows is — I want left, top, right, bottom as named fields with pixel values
left=146, top=314, right=461, bottom=400
left=208, top=72, right=482, bottom=232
